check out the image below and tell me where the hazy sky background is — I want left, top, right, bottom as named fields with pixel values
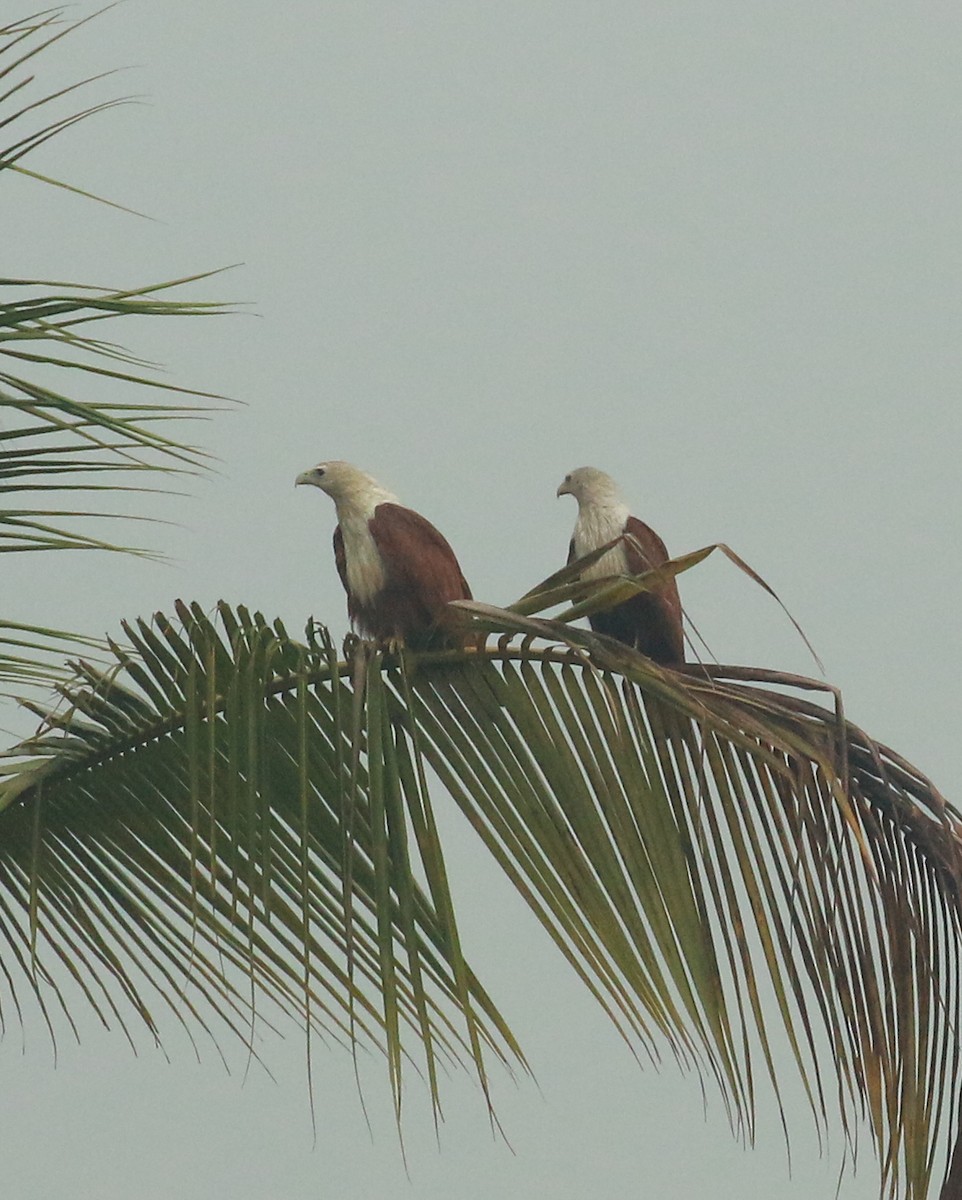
left=4, top=2, right=961, bottom=1196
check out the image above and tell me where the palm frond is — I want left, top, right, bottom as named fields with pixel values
left=0, top=618, right=105, bottom=702
left=0, top=7, right=129, bottom=190
left=1, top=9, right=234, bottom=558
left=0, top=604, right=525, bottom=1120
left=1, top=600, right=958, bottom=1196
left=443, top=603, right=960, bottom=1199
left=513, top=538, right=822, bottom=668
left=0, top=271, right=234, bottom=553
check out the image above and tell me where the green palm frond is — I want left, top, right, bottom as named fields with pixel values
left=0, top=272, right=233, bottom=556
left=1, top=9, right=234, bottom=561
left=0, top=603, right=524, bottom=1121
left=0, top=8, right=133, bottom=204
left=0, top=618, right=105, bottom=699
left=1, top=600, right=958, bottom=1197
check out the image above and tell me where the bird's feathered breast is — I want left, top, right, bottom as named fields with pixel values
left=570, top=502, right=631, bottom=577
left=334, top=511, right=387, bottom=605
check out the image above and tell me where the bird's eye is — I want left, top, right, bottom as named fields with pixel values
left=315, top=467, right=326, bottom=477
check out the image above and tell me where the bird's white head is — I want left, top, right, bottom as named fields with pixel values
left=295, top=460, right=398, bottom=518
left=557, top=466, right=626, bottom=510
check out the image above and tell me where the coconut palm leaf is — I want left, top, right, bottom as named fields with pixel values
left=0, top=7, right=136, bottom=210
left=1, top=599, right=959, bottom=1197
left=0, top=603, right=524, bottom=1122
left=0, top=7, right=236, bottom=708
left=512, top=538, right=822, bottom=667
left=0, top=619, right=106, bottom=704
left=0, top=271, right=233, bottom=557
left=1, top=8, right=233, bottom=561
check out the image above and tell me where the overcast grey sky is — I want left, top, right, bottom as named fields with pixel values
left=4, top=2, right=961, bottom=1196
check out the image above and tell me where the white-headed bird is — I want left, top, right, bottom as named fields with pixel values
left=558, top=466, right=684, bottom=664
left=296, top=461, right=471, bottom=647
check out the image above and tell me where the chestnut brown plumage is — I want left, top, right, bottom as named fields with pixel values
left=296, top=461, right=471, bottom=647
left=558, top=466, right=684, bottom=665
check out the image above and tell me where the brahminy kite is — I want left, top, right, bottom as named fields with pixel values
left=295, top=460, right=471, bottom=646
left=557, top=466, right=684, bottom=665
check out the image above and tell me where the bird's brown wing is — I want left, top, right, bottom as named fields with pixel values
left=332, top=525, right=348, bottom=591
left=622, top=515, right=670, bottom=574
left=564, top=515, right=683, bottom=663
left=332, top=524, right=363, bottom=629
left=371, top=503, right=471, bottom=599
left=612, top=514, right=684, bottom=663
left=366, top=503, right=471, bottom=643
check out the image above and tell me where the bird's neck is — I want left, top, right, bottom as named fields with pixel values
left=331, top=485, right=397, bottom=525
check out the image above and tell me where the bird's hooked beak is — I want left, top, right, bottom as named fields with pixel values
left=556, top=479, right=572, bottom=498
left=295, top=468, right=320, bottom=488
